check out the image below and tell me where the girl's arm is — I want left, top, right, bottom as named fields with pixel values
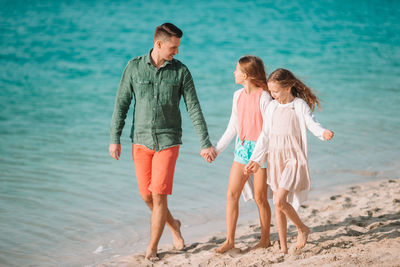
left=260, top=91, right=272, bottom=116
left=215, top=91, right=239, bottom=154
left=249, top=125, right=269, bottom=166
left=248, top=103, right=273, bottom=166
left=244, top=93, right=272, bottom=174
left=301, top=100, right=326, bottom=140
left=245, top=130, right=269, bottom=174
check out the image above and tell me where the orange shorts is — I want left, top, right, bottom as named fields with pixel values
left=132, top=144, right=180, bottom=196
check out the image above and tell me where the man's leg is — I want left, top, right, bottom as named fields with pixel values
left=146, top=193, right=168, bottom=259
left=141, top=194, right=184, bottom=250
left=149, top=145, right=183, bottom=257
left=133, top=144, right=184, bottom=257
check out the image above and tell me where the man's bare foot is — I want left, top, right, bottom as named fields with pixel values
left=171, top=219, right=185, bottom=250
left=215, top=240, right=234, bottom=254
left=280, top=247, right=288, bottom=254
left=250, top=240, right=271, bottom=250
left=296, top=226, right=310, bottom=249
left=145, top=248, right=159, bottom=262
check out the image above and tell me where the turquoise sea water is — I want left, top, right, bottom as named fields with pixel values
left=1, top=0, right=399, bottom=266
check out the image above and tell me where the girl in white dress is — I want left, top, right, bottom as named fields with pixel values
left=245, top=68, right=334, bottom=254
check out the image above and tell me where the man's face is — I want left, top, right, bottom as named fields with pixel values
left=159, top=36, right=180, bottom=61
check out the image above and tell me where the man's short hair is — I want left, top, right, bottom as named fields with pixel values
left=154, top=23, right=183, bottom=42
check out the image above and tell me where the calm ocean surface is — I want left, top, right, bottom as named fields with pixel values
left=1, top=0, right=399, bottom=266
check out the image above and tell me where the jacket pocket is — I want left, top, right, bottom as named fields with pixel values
left=160, top=81, right=180, bottom=104
left=134, top=80, right=152, bottom=97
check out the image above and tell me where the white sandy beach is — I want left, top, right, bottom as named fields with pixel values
left=100, top=178, right=400, bottom=267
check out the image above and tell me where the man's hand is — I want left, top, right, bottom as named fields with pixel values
left=323, top=130, right=334, bottom=140
left=109, top=144, right=121, bottom=160
left=200, top=146, right=217, bottom=163
left=244, top=160, right=260, bottom=175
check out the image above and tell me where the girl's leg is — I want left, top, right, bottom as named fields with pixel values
left=251, top=167, right=271, bottom=250
left=216, top=161, right=249, bottom=253
left=275, top=188, right=310, bottom=252
left=274, top=191, right=288, bottom=253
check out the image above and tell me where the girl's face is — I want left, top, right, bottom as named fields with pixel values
left=268, top=81, right=292, bottom=104
left=234, top=63, right=246, bottom=84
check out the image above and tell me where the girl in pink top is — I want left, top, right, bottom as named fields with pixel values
left=214, top=56, right=272, bottom=253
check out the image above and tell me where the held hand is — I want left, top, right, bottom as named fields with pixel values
left=200, top=146, right=217, bottom=163
left=202, top=147, right=217, bottom=163
left=200, top=150, right=210, bottom=163
left=323, top=130, right=334, bottom=140
left=244, top=160, right=260, bottom=175
left=109, top=144, right=121, bottom=160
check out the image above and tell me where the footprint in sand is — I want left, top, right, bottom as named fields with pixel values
left=310, top=245, right=323, bottom=255
left=368, top=222, right=383, bottom=230
left=370, top=192, right=379, bottom=198
left=350, top=185, right=360, bottom=191
left=346, top=225, right=367, bottom=236
left=350, top=219, right=366, bottom=227
left=275, top=254, right=285, bottom=263
left=342, top=197, right=353, bottom=208
left=330, top=194, right=341, bottom=200
left=311, top=209, right=318, bottom=215
left=226, top=248, right=242, bottom=257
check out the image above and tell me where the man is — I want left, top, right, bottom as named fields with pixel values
left=109, top=23, right=216, bottom=260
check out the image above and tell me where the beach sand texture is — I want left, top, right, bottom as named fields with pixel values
left=100, top=178, right=400, bottom=267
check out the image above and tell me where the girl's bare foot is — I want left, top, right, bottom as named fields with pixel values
left=296, top=226, right=310, bottom=249
left=215, top=240, right=234, bottom=254
left=145, top=248, right=159, bottom=262
left=172, top=219, right=185, bottom=250
left=250, top=240, right=271, bottom=250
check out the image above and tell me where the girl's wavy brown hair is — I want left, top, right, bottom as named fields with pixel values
left=238, top=55, right=269, bottom=93
left=268, top=68, right=320, bottom=111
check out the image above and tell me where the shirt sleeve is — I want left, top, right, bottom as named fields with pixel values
left=181, top=66, right=212, bottom=149
left=301, top=100, right=326, bottom=140
left=215, top=91, right=239, bottom=154
left=260, top=91, right=272, bottom=117
left=249, top=103, right=272, bottom=166
left=110, top=61, right=134, bottom=144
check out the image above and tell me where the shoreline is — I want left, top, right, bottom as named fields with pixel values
left=99, top=177, right=400, bottom=266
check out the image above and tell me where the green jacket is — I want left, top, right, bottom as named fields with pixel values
left=110, top=51, right=212, bottom=151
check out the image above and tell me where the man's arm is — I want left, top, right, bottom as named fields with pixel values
left=109, top=61, right=134, bottom=159
left=181, top=67, right=213, bottom=149
left=181, top=67, right=216, bottom=161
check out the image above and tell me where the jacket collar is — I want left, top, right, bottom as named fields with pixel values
left=145, top=49, right=172, bottom=68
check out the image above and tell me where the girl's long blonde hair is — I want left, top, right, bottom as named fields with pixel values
left=238, top=55, right=269, bottom=93
left=268, top=68, right=320, bottom=111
